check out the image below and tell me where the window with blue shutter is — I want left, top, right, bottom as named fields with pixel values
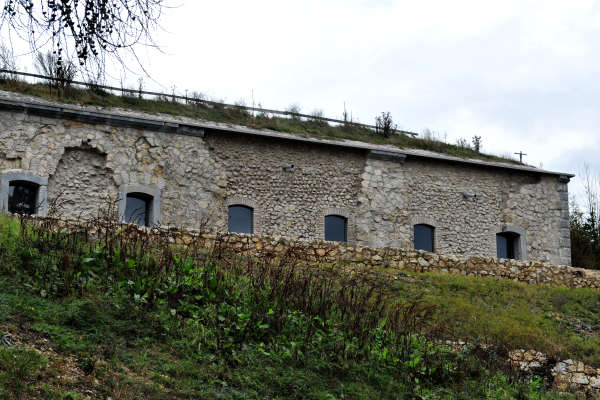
left=324, top=215, right=347, bottom=242
left=414, top=224, right=435, bottom=252
left=228, top=205, right=254, bottom=234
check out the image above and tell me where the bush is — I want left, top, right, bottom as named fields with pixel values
left=34, top=51, right=77, bottom=90
left=375, top=111, right=396, bottom=138
left=570, top=208, right=600, bottom=269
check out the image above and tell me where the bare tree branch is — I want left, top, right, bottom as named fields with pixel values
left=0, top=0, right=167, bottom=73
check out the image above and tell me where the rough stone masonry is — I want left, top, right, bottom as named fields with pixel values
left=0, top=89, right=573, bottom=265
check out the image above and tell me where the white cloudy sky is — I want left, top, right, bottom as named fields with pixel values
left=6, top=0, right=600, bottom=203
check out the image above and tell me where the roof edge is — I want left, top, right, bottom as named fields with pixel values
left=0, top=93, right=575, bottom=179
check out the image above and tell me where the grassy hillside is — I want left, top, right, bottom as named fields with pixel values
left=0, top=77, right=522, bottom=165
left=0, top=214, right=592, bottom=399
left=394, top=272, right=600, bottom=367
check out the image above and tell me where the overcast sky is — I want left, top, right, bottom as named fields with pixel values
left=7, top=0, right=600, bottom=205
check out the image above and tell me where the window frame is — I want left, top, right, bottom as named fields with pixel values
left=496, top=226, right=527, bottom=261
left=225, top=197, right=260, bottom=235
left=124, top=192, right=154, bottom=226
left=321, top=207, right=352, bottom=244
left=1, top=171, right=48, bottom=216
left=118, top=185, right=161, bottom=227
left=413, top=223, right=435, bottom=253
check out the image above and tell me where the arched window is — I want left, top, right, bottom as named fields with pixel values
left=124, top=192, right=153, bottom=226
left=228, top=205, right=253, bottom=234
left=1, top=172, right=48, bottom=216
left=118, top=185, right=161, bottom=227
left=414, top=224, right=435, bottom=252
left=497, top=232, right=520, bottom=259
left=324, top=215, right=347, bottom=242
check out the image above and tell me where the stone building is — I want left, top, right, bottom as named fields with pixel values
left=0, top=90, right=573, bottom=265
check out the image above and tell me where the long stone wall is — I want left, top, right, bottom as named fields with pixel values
left=0, top=90, right=572, bottom=264
left=178, top=231, right=600, bottom=289
left=205, top=131, right=365, bottom=240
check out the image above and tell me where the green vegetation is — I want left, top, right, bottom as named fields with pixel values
left=569, top=166, right=600, bottom=269
left=571, top=208, right=599, bottom=269
left=0, top=346, right=48, bottom=398
left=0, top=213, right=591, bottom=399
left=395, top=273, right=600, bottom=366
left=0, top=77, right=521, bottom=165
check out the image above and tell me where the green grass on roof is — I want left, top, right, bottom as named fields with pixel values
left=0, top=77, right=522, bottom=165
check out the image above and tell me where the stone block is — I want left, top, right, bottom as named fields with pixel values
left=571, top=373, right=589, bottom=385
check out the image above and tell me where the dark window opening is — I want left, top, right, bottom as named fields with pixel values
left=228, top=205, right=253, bottom=234
left=324, top=215, right=347, bottom=242
left=8, top=181, right=39, bottom=215
left=414, top=224, right=435, bottom=252
left=125, top=192, right=152, bottom=226
left=496, top=232, right=520, bottom=259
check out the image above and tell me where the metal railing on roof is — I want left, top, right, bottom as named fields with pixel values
left=0, top=69, right=418, bottom=137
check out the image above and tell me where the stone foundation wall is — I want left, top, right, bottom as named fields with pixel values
left=178, top=231, right=599, bottom=289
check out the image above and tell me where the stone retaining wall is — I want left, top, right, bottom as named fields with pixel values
left=446, top=345, right=600, bottom=397
left=177, top=231, right=600, bottom=289
left=509, top=350, right=600, bottom=396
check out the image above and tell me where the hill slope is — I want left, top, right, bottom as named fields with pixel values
left=0, top=215, right=592, bottom=399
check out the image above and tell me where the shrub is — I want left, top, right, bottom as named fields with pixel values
left=375, top=111, right=396, bottom=138
left=34, top=51, right=78, bottom=90
left=472, top=135, right=482, bottom=152
left=286, top=103, right=302, bottom=120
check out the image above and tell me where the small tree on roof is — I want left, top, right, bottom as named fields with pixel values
left=375, top=112, right=396, bottom=138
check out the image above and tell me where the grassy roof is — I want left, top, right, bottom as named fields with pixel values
left=0, top=77, right=522, bottom=165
